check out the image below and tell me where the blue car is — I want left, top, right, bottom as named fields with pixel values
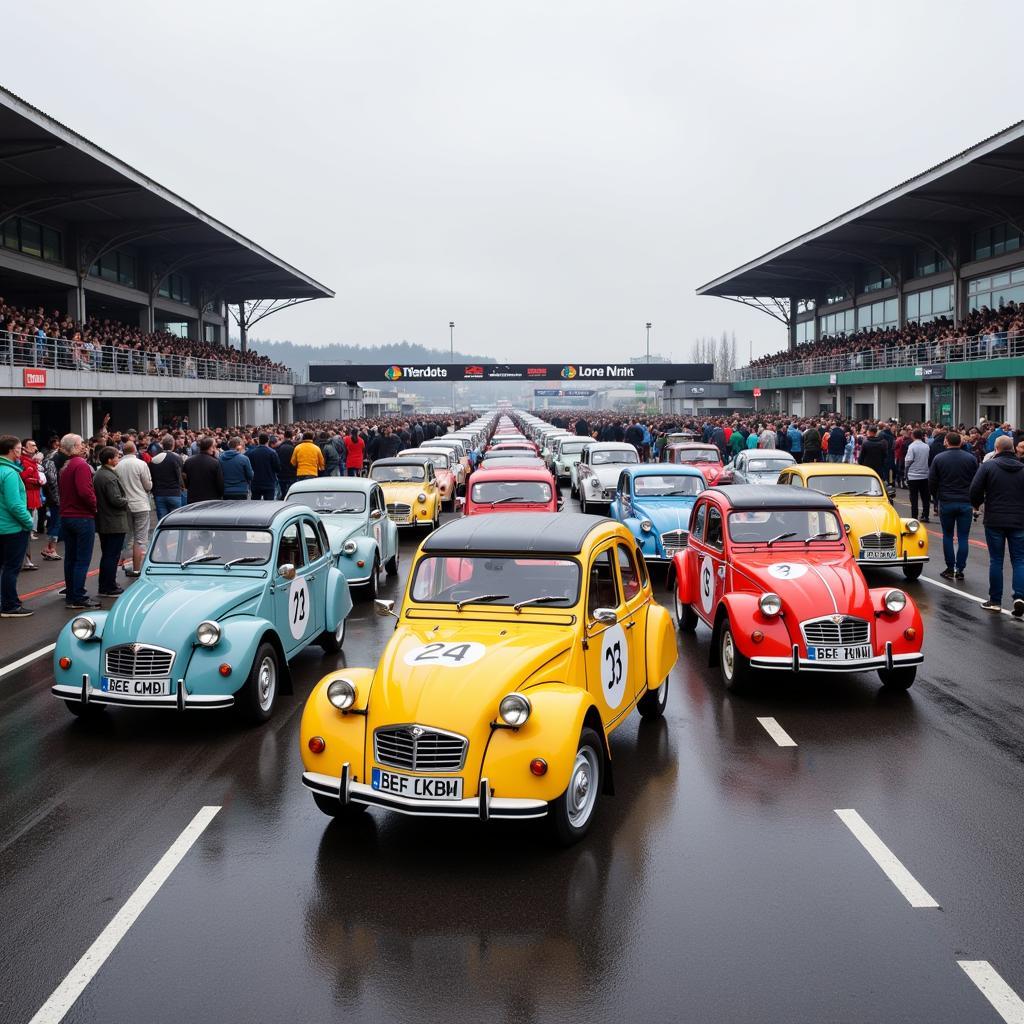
left=51, top=501, right=353, bottom=724
left=287, top=477, right=400, bottom=600
left=608, top=464, right=707, bottom=562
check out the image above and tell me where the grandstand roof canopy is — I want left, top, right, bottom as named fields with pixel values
left=0, top=87, right=333, bottom=302
left=698, top=120, right=1024, bottom=300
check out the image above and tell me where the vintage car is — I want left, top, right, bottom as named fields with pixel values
left=550, top=435, right=594, bottom=485
left=421, top=445, right=466, bottom=494
left=51, top=501, right=354, bottom=722
left=663, top=442, right=733, bottom=486
left=369, top=457, right=443, bottom=530
left=399, top=448, right=457, bottom=511
left=670, top=486, right=924, bottom=691
left=608, top=464, right=706, bottom=562
left=574, top=442, right=640, bottom=510
left=731, top=449, right=796, bottom=485
left=299, top=513, right=677, bottom=843
left=287, top=478, right=400, bottom=598
left=426, top=437, right=473, bottom=478
left=776, top=463, right=929, bottom=579
left=464, top=467, right=562, bottom=515
left=657, top=430, right=698, bottom=460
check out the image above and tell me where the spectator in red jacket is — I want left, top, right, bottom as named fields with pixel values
left=19, top=437, right=42, bottom=570
left=58, top=434, right=100, bottom=609
left=343, top=428, right=365, bottom=477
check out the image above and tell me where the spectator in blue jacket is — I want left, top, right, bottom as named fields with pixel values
left=219, top=437, right=253, bottom=500
left=246, top=433, right=281, bottom=500
left=787, top=421, right=803, bottom=456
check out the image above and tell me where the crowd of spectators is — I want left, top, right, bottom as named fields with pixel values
left=746, top=303, right=1024, bottom=377
left=0, top=297, right=290, bottom=378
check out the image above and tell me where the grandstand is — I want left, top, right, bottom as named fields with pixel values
left=691, top=121, right=1024, bottom=426
left=0, top=87, right=332, bottom=438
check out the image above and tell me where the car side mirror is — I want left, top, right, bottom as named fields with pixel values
left=374, top=599, right=397, bottom=618
left=279, top=563, right=296, bottom=580
left=592, top=607, right=617, bottom=625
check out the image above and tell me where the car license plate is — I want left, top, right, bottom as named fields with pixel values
left=371, top=767, right=463, bottom=800
left=100, top=676, right=170, bottom=695
left=807, top=644, right=872, bottom=661
left=860, top=548, right=893, bottom=561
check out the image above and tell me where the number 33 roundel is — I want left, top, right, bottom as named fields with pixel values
left=601, top=623, right=628, bottom=709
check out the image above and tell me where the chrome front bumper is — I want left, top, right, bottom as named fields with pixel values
left=855, top=553, right=928, bottom=567
left=749, top=643, right=924, bottom=673
left=52, top=676, right=234, bottom=710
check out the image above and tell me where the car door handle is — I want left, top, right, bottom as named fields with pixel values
left=307, top=574, right=316, bottom=582
left=625, top=621, right=635, bottom=629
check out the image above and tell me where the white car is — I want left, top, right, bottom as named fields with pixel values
left=730, top=449, right=796, bottom=485
left=575, top=442, right=640, bottom=513
left=552, top=435, right=593, bottom=487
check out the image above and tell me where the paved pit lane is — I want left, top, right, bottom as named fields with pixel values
left=2, top=497, right=1024, bottom=1023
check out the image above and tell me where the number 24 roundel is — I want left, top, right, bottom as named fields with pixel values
left=403, top=642, right=487, bottom=667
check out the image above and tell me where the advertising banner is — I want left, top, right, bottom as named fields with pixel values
left=309, top=362, right=712, bottom=384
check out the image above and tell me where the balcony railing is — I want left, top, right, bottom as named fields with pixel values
left=0, top=331, right=297, bottom=385
left=733, top=329, right=1024, bottom=382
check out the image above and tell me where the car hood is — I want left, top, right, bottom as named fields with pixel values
left=586, top=465, right=627, bottom=486
left=742, top=470, right=785, bottom=485
left=832, top=497, right=900, bottom=535
left=320, top=516, right=366, bottom=545
left=632, top=497, right=696, bottom=532
left=369, top=620, right=572, bottom=733
left=694, top=463, right=726, bottom=482
left=732, top=550, right=870, bottom=612
left=377, top=481, right=429, bottom=501
left=103, top=573, right=267, bottom=647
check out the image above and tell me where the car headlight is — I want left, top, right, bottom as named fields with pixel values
left=71, top=616, right=96, bottom=641
left=498, top=692, right=532, bottom=727
left=342, top=539, right=358, bottom=555
left=326, top=677, right=357, bottom=710
left=758, top=592, right=782, bottom=617
left=589, top=477, right=600, bottom=488
left=640, top=519, right=653, bottom=533
left=905, top=519, right=920, bottom=533
left=196, top=620, right=221, bottom=647
left=844, top=523, right=851, bottom=534
left=884, top=590, right=907, bottom=613
left=418, top=492, right=427, bottom=503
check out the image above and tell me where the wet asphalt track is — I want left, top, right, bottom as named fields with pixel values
left=2, top=491, right=1024, bottom=1024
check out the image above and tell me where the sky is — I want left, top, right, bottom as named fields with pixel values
left=4, top=0, right=1024, bottom=364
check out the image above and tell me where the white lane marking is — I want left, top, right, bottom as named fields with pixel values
left=0, top=643, right=56, bottom=681
left=757, top=716, right=797, bottom=747
left=958, top=961, right=1024, bottom=1023
left=834, top=808, right=939, bottom=908
left=28, top=805, right=221, bottom=1024
left=919, top=574, right=1015, bottom=618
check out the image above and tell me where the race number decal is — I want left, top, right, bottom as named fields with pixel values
left=768, top=562, right=808, bottom=580
left=699, top=555, right=715, bottom=615
left=288, top=576, right=310, bottom=640
left=403, top=642, right=487, bottom=667
left=600, top=623, right=628, bottom=710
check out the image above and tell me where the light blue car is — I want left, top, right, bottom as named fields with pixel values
left=608, top=464, right=707, bottom=563
left=287, top=477, right=400, bottom=599
left=51, top=501, right=353, bottom=724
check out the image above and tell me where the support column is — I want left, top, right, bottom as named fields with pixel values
left=66, top=283, right=86, bottom=323
left=1006, top=378, right=1020, bottom=430
left=788, top=298, right=798, bottom=352
left=69, top=398, right=94, bottom=440
left=138, top=301, right=155, bottom=333
left=136, top=399, right=160, bottom=432
left=187, top=397, right=208, bottom=428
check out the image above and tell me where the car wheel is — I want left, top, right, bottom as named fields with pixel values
left=320, top=614, right=346, bottom=654
left=360, top=557, right=380, bottom=601
left=674, top=590, right=699, bottom=632
left=63, top=699, right=107, bottom=720
left=902, top=563, right=924, bottom=580
left=878, top=666, right=916, bottom=689
left=385, top=550, right=399, bottom=576
left=547, top=727, right=604, bottom=846
left=312, top=792, right=368, bottom=819
left=719, top=619, right=751, bottom=692
left=637, top=676, right=669, bottom=719
left=241, top=642, right=279, bottom=724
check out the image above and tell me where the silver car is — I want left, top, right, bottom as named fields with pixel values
left=730, top=449, right=796, bottom=485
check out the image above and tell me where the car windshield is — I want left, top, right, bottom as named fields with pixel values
left=471, top=480, right=552, bottom=504
left=633, top=474, right=704, bottom=497
left=289, top=490, right=366, bottom=514
left=404, top=452, right=449, bottom=470
left=371, top=464, right=426, bottom=482
left=591, top=449, right=639, bottom=466
left=411, top=555, right=580, bottom=607
left=744, top=458, right=793, bottom=474
left=559, top=441, right=589, bottom=454
left=482, top=450, right=529, bottom=460
left=150, top=527, right=273, bottom=565
left=727, top=509, right=843, bottom=544
left=806, top=474, right=884, bottom=497
left=675, top=449, right=720, bottom=464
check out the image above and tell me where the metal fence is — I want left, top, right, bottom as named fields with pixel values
left=733, top=329, right=1024, bottom=382
left=0, top=331, right=297, bottom=385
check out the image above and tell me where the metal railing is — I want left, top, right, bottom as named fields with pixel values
left=733, top=329, right=1024, bottom=382
left=0, top=331, right=297, bottom=385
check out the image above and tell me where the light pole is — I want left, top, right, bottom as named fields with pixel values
left=645, top=322, right=652, bottom=410
left=449, top=321, right=455, bottom=415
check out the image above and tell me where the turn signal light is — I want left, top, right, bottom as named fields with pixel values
left=918, top=539, right=925, bottom=548
left=750, top=630, right=764, bottom=643
left=356, top=559, right=365, bottom=568
left=529, top=758, right=548, bottom=776
left=218, top=664, right=232, bottom=676
left=58, top=656, right=71, bottom=670
left=904, top=628, right=917, bottom=640
left=308, top=736, right=326, bottom=754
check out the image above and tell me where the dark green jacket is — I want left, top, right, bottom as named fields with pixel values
left=94, top=465, right=129, bottom=534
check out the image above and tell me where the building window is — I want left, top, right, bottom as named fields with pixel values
left=794, top=319, right=815, bottom=344
left=855, top=298, right=898, bottom=332
left=0, top=217, right=63, bottom=264
left=913, top=247, right=949, bottom=277
left=967, top=269, right=1024, bottom=312
left=158, top=272, right=191, bottom=304
left=824, top=288, right=851, bottom=305
left=973, top=223, right=1023, bottom=262
left=89, top=249, right=138, bottom=289
left=906, top=284, right=954, bottom=323
left=796, top=298, right=816, bottom=315
left=862, top=268, right=894, bottom=293
left=819, top=309, right=856, bottom=336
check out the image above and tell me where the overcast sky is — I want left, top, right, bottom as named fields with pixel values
left=5, top=0, right=1024, bottom=364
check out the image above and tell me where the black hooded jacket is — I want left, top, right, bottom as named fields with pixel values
left=970, top=452, right=1024, bottom=529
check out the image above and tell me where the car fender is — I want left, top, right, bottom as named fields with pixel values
left=300, top=667, right=377, bottom=778
left=624, top=516, right=658, bottom=557
left=325, top=565, right=354, bottom=631
left=899, top=519, right=930, bottom=558
left=870, top=589, right=925, bottom=655
left=482, top=683, right=611, bottom=802
left=52, top=613, right=109, bottom=686
left=341, top=535, right=379, bottom=573
left=643, top=601, right=677, bottom=685
left=710, top=593, right=792, bottom=665
left=670, top=548, right=695, bottom=600
left=185, top=616, right=294, bottom=693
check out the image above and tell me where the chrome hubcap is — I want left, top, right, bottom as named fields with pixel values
left=722, top=630, right=735, bottom=679
left=335, top=617, right=345, bottom=643
left=567, top=747, right=599, bottom=828
left=257, top=656, right=276, bottom=711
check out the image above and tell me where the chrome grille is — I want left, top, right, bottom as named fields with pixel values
left=386, top=502, right=413, bottom=523
left=661, top=530, right=687, bottom=554
left=859, top=532, right=897, bottom=552
left=104, top=644, right=174, bottom=678
left=374, top=725, right=468, bottom=773
left=801, top=617, right=870, bottom=648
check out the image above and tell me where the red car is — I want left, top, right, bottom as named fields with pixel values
left=664, top=443, right=734, bottom=485
left=670, top=485, right=924, bottom=691
left=463, top=467, right=561, bottom=515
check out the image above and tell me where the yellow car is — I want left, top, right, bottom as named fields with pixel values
left=299, top=513, right=678, bottom=843
left=776, top=463, right=929, bottom=579
left=369, top=458, right=442, bottom=530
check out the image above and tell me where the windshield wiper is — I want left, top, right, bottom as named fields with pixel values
left=804, top=532, right=838, bottom=545
left=484, top=496, right=528, bottom=505
left=513, top=595, right=566, bottom=612
left=180, top=554, right=219, bottom=568
left=223, top=556, right=265, bottom=569
left=766, top=532, right=797, bottom=546
left=829, top=490, right=861, bottom=498
left=455, top=593, right=509, bottom=611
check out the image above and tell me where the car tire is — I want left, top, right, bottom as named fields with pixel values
left=320, top=614, right=346, bottom=654
left=312, top=792, right=368, bottom=819
left=719, top=619, right=751, bottom=693
left=580, top=495, right=588, bottom=514
left=360, top=557, right=380, bottom=601
left=637, top=676, right=669, bottom=719
left=385, top=550, right=399, bottom=576
left=63, top=699, right=107, bottom=720
left=673, top=590, right=699, bottom=632
left=878, top=666, right=916, bottom=689
left=240, top=642, right=279, bottom=724
left=902, top=563, right=924, bottom=580
left=547, top=727, right=604, bottom=846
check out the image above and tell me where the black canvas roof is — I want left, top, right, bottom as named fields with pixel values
left=710, top=485, right=836, bottom=510
left=422, top=512, right=606, bottom=554
left=160, top=500, right=308, bottom=529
